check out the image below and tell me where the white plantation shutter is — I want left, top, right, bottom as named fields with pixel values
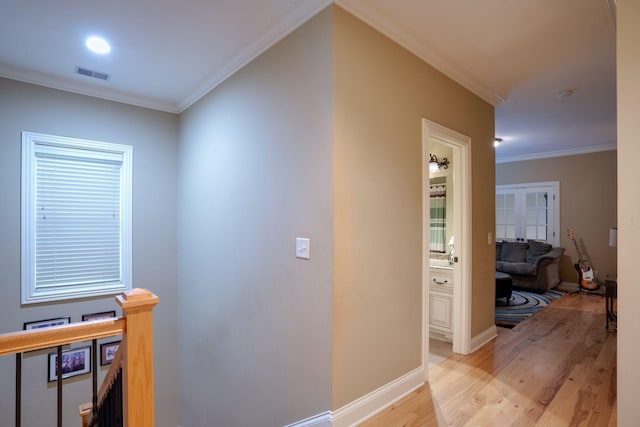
left=22, top=132, right=132, bottom=304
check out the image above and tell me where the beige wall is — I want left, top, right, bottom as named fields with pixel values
left=617, top=1, right=640, bottom=424
left=177, top=8, right=334, bottom=427
left=496, top=150, right=618, bottom=282
left=0, top=78, right=180, bottom=427
left=332, top=6, right=495, bottom=409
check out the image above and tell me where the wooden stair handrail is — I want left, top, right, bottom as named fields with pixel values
left=0, top=288, right=159, bottom=427
left=0, top=318, right=126, bottom=357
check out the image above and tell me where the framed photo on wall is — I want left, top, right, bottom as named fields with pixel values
left=48, top=346, right=91, bottom=382
left=24, top=316, right=71, bottom=330
left=82, top=310, right=116, bottom=322
left=100, top=340, right=121, bottom=366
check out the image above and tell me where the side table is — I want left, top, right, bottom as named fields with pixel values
left=605, top=278, right=617, bottom=331
left=496, top=271, right=513, bottom=305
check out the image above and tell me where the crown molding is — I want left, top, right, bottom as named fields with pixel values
left=0, top=0, right=333, bottom=115
left=496, top=143, right=617, bottom=164
left=177, top=0, right=333, bottom=112
left=0, top=63, right=180, bottom=113
left=334, top=0, right=505, bottom=106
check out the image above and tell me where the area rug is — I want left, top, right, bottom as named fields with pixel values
left=495, top=289, right=564, bottom=328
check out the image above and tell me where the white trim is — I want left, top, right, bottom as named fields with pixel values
left=496, top=143, right=617, bottom=164
left=470, top=325, right=498, bottom=353
left=496, top=181, right=560, bottom=246
left=331, top=367, right=425, bottom=427
left=0, top=64, right=179, bottom=113
left=422, top=119, right=473, bottom=368
left=178, top=0, right=333, bottom=112
left=285, top=411, right=332, bottom=427
left=335, top=0, right=504, bottom=106
left=0, top=0, right=333, bottom=114
left=21, top=131, right=133, bottom=304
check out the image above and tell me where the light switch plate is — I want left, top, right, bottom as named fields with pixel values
left=488, top=232, right=493, bottom=245
left=296, top=238, right=310, bottom=260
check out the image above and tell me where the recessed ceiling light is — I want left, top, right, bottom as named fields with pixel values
left=86, top=36, right=111, bottom=54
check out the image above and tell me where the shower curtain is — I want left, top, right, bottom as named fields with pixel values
left=430, top=184, right=447, bottom=253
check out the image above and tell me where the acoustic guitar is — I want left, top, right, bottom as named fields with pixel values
left=567, top=228, right=600, bottom=291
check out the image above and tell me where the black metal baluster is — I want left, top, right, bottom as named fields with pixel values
left=92, top=339, right=98, bottom=419
left=116, top=370, right=123, bottom=426
left=57, top=345, right=63, bottom=427
left=15, top=353, right=21, bottom=427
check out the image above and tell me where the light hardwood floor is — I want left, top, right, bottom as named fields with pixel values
left=429, top=338, right=453, bottom=369
left=360, top=293, right=617, bottom=426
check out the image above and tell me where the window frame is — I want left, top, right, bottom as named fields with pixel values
left=21, top=132, right=133, bottom=304
left=496, top=181, right=560, bottom=246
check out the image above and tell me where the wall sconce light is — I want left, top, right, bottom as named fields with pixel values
left=494, top=137, right=503, bottom=147
left=429, top=154, right=449, bottom=173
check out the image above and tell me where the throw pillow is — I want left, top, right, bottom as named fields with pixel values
left=526, top=240, right=553, bottom=264
left=500, top=241, right=528, bottom=263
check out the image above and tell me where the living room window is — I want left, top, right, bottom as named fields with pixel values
left=21, top=132, right=132, bottom=304
left=496, top=181, right=559, bottom=246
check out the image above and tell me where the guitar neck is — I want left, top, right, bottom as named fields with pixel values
left=569, top=230, right=589, bottom=269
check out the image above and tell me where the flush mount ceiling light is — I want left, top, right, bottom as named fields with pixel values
left=494, top=138, right=503, bottom=147
left=86, top=36, right=111, bottom=54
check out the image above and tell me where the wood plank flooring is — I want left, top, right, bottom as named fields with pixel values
left=359, top=293, right=617, bottom=426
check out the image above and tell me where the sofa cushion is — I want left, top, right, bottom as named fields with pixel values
left=496, top=241, right=502, bottom=261
left=526, top=240, right=553, bottom=264
left=500, top=241, right=528, bottom=263
left=500, top=261, right=537, bottom=276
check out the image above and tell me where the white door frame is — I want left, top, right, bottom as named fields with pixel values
left=422, top=119, right=472, bottom=380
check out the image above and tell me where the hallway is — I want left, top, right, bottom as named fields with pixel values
left=360, top=293, right=616, bottom=426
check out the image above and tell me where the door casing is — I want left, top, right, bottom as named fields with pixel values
left=422, top=119, right=472, bottom=380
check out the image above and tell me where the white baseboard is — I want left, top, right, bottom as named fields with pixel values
left=331, top=366, right=425, bottom=427
left=194, top=332, right=496, bottom=427
left=286, top=411, right=333, bottom=427
left=470, top=324, right=497, bottom=353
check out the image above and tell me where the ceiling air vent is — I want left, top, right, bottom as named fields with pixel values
left=76, top=66, right=110, bottom=81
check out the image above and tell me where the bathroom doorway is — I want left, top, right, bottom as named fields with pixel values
left=422, top=119, right=471, bottom=377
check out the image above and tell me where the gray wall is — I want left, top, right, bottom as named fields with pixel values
left=177, top=8, right=333, bottom=427
left=0, top=78, right=180, bottom=427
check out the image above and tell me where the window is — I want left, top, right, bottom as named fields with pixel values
left=21, top=132, right=132, bottom=304
left=496, top=182, right=559, bottom=246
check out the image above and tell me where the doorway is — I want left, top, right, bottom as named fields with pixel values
left=422, top=119, right=471, bottom=378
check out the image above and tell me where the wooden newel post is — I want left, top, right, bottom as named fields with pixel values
left=117, top=288, right=160, bottom=427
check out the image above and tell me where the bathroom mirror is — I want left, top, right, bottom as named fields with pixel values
left=429, top=141, right=454, bottom=268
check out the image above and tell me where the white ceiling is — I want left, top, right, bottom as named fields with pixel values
left=0, top=0, right=617, bottom=161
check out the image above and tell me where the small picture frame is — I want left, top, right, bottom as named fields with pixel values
left=100, top=340, right=121, bottom=366
left=24, top=316, right=71, bottom=331
left=82, top=310, right=116, bottom=322
left=48, top=346, right=91, bottom=382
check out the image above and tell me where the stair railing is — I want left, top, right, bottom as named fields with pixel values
left=0, top=288, right=159, bottom=427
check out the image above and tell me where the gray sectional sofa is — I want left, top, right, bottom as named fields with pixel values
left=496, top=240, right=565, bottom=293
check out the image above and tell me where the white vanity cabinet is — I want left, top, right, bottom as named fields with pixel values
left=429, top=266, right=454, bottom=342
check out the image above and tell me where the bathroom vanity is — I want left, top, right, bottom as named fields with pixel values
left=429, top=262, right=453, bottom=342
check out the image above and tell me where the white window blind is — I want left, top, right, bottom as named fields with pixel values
left=22, top=132, right=132, bottom=304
